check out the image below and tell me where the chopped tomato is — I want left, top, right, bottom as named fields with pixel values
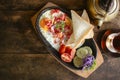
left=51, top=9, right=60, bottom=14
left=54, top=14, right=66, bottom=22
left=54, top=17, right=61, bottom=22
left=54, top=28, right=60, bottom=33
left=60, top=14, right=66, bottom=21
left=57, top=32, right=63, bottom=38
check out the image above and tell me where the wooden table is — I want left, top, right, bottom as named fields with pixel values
left=0, top=0, right=120, bottom=80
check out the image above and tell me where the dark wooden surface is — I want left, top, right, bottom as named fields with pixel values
left=0, top=0, right=120, bottom=80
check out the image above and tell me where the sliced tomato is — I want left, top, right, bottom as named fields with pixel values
left=61, top=53, right=72, bottom=62
left=60, top=14, right=66, bottom=21
left=65, top=46, right=72, bottom=53
left=70, top=49, right=76, bottom=59
left=59, top=44, right=66, bottom=55
left=60, top=46, right=76, bottom=62
left=59, top=44, right=76, bottom=62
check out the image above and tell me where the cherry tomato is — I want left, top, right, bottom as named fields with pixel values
left=59, top=44, right=66, bottom=55
left=61, top=53, right=72, bottom=62
left=70, top=49, right=76, bottom=59
left=59, top=45, right=76, bottom=62
left=65, top=46, right=72, bottom=53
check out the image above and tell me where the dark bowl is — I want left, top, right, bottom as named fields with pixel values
left=35, top=6, right=97, bottom=70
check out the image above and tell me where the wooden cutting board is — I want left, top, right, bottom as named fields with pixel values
left=31, top=2, right=104, bottom=78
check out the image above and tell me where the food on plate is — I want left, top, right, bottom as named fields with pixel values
left=73, top=46, right=96, bottom=70
left=39, top=8, right=73, bottom=50
left=81, top=10, right=94, bottom=39
left=59, top=10, right=94, bottom=62
left=84, top=46, right=92, bottom=54
left=73, top=56, right=83, bottom=68
left=38, top=7, right=96, bottom=69
left=59, top=44, right=75, bottom=62
left=67, top=10, right=94, bottom=49
left=59, top=44, right=66, bottom=55
left=82, top=55, right=96, bottom=70
left=61, top=47, right=76, bottom=62
left=76, top=47, right=88, bottom=58
left=81, top=10, right=90, bottom=22
left=76, top=46, right=92, bottom=59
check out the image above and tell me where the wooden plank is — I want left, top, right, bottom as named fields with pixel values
left=0, top=0, right=119, bottom=11
left=0, top=10, right=47, bottom=54
left=0, top=0, right=84, bottom=10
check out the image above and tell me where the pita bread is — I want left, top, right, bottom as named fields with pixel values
left=67, top=10, right=92, bottom=45
left=86, top=30, right=94, bottom=39
left=81, top=10, right=90, bottom=22
left=66, top=10, right=94, bottom=49
left=81, top=10, right=94, bottom=39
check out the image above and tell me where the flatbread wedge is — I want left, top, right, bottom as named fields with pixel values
left=67, top=10, right=94, bottom=46
left=81, top=10, right=94, bottom=39
left=66, top=10, right=94, bottom=49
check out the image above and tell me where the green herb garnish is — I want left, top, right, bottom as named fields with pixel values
left=55, top=21, right=65, bottom=32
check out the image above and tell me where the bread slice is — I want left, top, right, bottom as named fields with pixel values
left=66, top=10, right=94, bottom=49
left=81, top=10, right=90, bottom=22
left=67, top=10, right=91, bottom=45
left=81, top=10, right=94, bottom=39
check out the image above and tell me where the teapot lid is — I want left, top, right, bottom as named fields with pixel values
left=99, top=0, right=115, bottom=12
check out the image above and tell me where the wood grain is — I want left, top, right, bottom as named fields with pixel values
left=0, top=1, right=120, bottom=80
left=0, top=0, right=84, bottom=10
